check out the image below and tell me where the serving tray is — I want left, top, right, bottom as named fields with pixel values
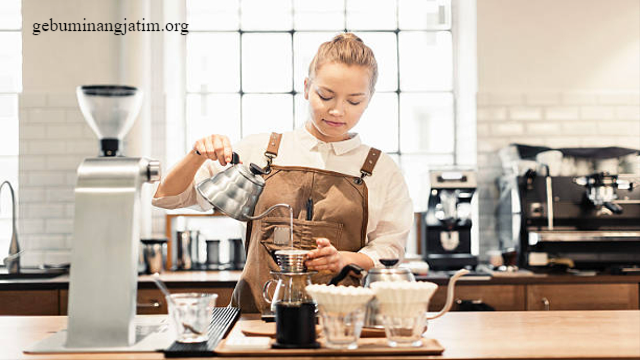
left=215, top=320, right=444, bottom=356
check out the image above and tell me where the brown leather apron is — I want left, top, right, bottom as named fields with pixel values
left=230, top=132, right=381, bottom=313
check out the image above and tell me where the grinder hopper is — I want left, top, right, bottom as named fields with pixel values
left=76, top=85, right=143, bottom=157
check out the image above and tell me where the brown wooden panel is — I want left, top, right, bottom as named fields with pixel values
left=429, top=285, right=526, bottom=311
left=137, top=287, right=234, bottom=315
left=59, top=289, right=67, bottom=315
left=526, top=283, right=639, bottom=311
left=0, top=290, right=59, bottom=315
left=61, top=287, right=234, bottom=315
left=137, top=289, right=168, bottom=315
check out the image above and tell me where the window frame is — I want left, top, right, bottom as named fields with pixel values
left=181, top=0, right=476, bottom=165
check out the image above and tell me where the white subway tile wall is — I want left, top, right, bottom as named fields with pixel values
left=18, top=92, right=167, bottom=267
left=476, top=90, right=640, bottom=254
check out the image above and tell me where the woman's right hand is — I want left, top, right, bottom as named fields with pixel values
left=193, top=134, right=233, bottom=166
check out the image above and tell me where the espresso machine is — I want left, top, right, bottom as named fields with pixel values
left=28, top=85, right=163, bottom=352
left=424, top=170, right=479, bottom=270
left=497, top=144, right=640, bottom=272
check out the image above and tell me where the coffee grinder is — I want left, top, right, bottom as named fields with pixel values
left=27, top=85, right=162, bottom=352
left=424, top=170, right=479, bottom=270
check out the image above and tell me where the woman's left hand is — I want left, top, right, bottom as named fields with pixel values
left=304, top=238, right=346, bottom=273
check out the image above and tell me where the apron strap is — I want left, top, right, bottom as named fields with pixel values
left=359, top=147, right=381, bottom=178
left=265, top=132, right=283, bottom=159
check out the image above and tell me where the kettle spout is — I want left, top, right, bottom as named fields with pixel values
left=427, top=268, right=469, bottom=320
left=245, top=203, right=292, bottom=221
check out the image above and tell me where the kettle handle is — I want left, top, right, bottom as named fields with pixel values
left=231, top=152, right=239, bottom=165
left=426, top=268, right=469, bottom=320
left=262, top=278, right=276, bottom=304
left=193, top=150, right=240, bottom=166
left=329, top=264, right=364, bottom=285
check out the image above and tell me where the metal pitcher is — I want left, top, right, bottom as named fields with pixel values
left=196, top=152, right=290, bottom=221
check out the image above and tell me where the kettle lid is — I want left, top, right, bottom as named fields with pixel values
left=235, top=163, right=266, bottom=186
left=228, top=152, right=265, bottom=187
left=368, top=258, right=412, bottom=275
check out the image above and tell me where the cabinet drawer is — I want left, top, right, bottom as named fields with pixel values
left=60, top=287, right=235, bottom=315
left=0, top=290, right=59, bottom=315
left=429, top=285, right=526, bottom=311
left=137, top=287, right=234, bottom=314
left=526, top=283, right=639, bottom=310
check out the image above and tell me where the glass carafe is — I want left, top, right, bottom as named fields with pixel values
left=263, top=270, right=316, bottom=313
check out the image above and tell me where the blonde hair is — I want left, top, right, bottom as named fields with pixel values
left=308, top=33, right=378, bottom=94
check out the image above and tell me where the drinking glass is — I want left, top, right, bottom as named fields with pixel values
left=166, top=293, right=217, bottom=343
left=380, top=305, right=427, bottom=347
left=319, top=305, right=366, bottom=350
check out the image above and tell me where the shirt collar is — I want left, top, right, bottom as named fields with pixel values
left=296, top=126, right=362, bottom=155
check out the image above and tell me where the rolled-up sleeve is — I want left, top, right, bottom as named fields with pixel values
left=152, top=134, right=267, bottom=212
left=358, top=169, right=414, bottom=267
left=152, top=160, right=221, bottom=211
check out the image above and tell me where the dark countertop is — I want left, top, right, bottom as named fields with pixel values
left=2, top=269, right=640, bottom=291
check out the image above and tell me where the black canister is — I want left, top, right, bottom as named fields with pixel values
left=273, top=302, right=319, bottom=349
left=228, top=238, right=246, bottom=270
left=175, top=230, right=192, bottom=270
left=206, top=239, right=220, bottom=269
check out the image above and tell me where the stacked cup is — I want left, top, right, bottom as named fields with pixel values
left=305, top=284, right=374, bottom=349
left=370, top=281, right=438, bottom=347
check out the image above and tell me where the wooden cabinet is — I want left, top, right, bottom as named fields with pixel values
left=4, top=276, right=639, bottom=315
left=0, top=290, right=59, bottom=315
left=429, top=283, right=640, bottom=312
left=526, top=283, right=639, bottom=311
left=60, top=287, right=235, bottom=315
left=136, top=287, right=234, bottom=314
left=429, top=285, right=526, bottom=311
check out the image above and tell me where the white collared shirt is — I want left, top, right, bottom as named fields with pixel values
left=152, top=127, right=414, bottom=266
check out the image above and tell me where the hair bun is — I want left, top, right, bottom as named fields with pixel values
left=333, top=32, right=363, bottom=43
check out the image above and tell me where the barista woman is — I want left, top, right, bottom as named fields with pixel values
left=153, top=33, right=413, bottom=313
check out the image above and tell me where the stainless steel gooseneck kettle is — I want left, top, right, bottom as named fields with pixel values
left=196, top=152, right=290, bottom=221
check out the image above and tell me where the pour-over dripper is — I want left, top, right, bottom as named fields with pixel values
left=76, top=85, right=143, bottom=157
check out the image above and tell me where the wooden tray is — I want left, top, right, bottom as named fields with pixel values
left=241, top=320, right=386, bottom=338
left=216, top=320, right=445, bottom=356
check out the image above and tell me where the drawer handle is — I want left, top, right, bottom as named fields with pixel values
left=541, top=297, right=550, bottom=311
left=137, top=301, right=161, bottom=308
left=456, top=298, right=483, bottom=305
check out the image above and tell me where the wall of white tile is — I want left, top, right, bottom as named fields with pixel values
left=18, top=92, right=168, bottom=266
left=476, top=90, right=640, bottom=255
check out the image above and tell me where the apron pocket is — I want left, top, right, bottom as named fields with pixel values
left=259, top=217, right=344, bottom=255
left=258, top=217, right=359, bottom=286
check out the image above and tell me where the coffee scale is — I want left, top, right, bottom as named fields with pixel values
left=26, top=85, right=171, bottom=352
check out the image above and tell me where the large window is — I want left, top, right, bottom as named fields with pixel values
left=0, top=0, right=21, bottom=252
left=185, top=0, right=456, bottom=164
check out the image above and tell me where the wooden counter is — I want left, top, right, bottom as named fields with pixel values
left=1, top=271, right=639, bottom=315
left=4, top=310, right=640, bottom=360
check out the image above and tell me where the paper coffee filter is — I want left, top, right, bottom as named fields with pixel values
left=370, top=281, right=438, bottom=316
left=305, top=284, right=374, bottom=313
